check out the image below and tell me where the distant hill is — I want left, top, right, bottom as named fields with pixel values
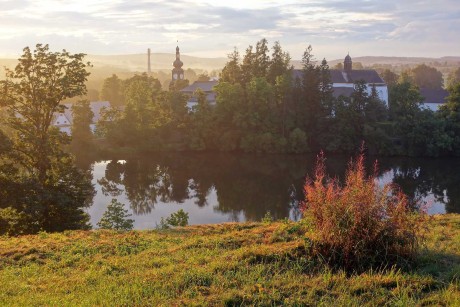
left=0, top=53, right=228, bottom=82
left=2, top=54, right=460, bottom=74
left=2, top=54, right=459, bottom=82
left=87, top=53, right=228, bottom=73
left=292, top=56, right=460, bottom=69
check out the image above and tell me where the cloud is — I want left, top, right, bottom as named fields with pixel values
left=0, top=0, right=458, bottom=59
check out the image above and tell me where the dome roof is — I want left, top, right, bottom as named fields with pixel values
left=344, top=54, right=352, bottom=62
left=173, top=58, right=183, bottom=69
left=173, top=45, right=183, bottom=68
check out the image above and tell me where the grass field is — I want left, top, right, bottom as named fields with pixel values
left=0, top=215, right=459, bottom=306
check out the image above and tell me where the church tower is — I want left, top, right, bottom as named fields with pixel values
left=172, top=45, right=184, bottom=81
left=344, top=53, right=352, bottom=72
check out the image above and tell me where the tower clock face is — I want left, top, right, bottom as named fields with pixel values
left=173, top=73, right=178, bottom=80
left=180, top=73, right=184, bottom=79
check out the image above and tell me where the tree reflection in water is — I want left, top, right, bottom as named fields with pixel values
left=92, top=153, right=460, bottom=223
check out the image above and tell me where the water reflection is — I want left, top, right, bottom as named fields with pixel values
left=82, top=153, right=460, bottom=229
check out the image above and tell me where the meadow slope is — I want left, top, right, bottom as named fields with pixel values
left=0, top=215, right=459, bottom=306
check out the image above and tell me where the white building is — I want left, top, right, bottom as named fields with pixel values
left=419, top=88, right=448, bottom=112
left=51, top=101, right=111, bottom=135
left=293, top=54, right=389, bottom=105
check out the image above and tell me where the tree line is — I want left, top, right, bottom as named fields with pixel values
left=97, top=39, right=460, bottom=157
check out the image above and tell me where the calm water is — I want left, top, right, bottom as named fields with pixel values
left=77, top=153, right=460, bottom=229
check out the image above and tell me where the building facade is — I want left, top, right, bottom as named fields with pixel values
left=293, top=54, right=389, bottom=105
left=52, top=101, right=111, bottom=135
left=180, top=81, right=218, bottom=111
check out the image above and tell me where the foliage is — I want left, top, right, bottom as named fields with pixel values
left=380, top=69, right=399, bottom=87
left=447, top=68, right=460, bottom=88
left=440, top=82, right=460, bottom=121
left=95, top=40, right=460, bottom=157
left=71, top=100, right=94, bottom=151
left=288, top=128, right=308, bottom=153
left=0, top=44, right=94, bottom=234
left=157, top=209, right=189, bottom=229
left=410, top=64, right=444, bottom=90
left=169, top=79, right=189, bottom=92
left=261, top=211, right=274, bottom=224
left=97, top=199, right=134, bottom=231
left=0, top=207, right=28, bottom=236
left=0, top=44, right=89, bottom=183
left=97, top=75, right=171, bottom=149
left=301, top=151, right=426, bottom=271
left=0, top=130, right=12, bottom=155
left=100, top=74, right=124, bottom=107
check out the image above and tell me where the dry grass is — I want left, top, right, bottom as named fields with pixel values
left=0, top=215, right=459, bottom=306
left=301, top=152, right=426, bottom=271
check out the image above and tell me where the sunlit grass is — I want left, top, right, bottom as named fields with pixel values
left=0, top=215, right=459, bottom=305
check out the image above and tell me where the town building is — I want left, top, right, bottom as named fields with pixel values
left=293, top=54, right=389, bottom=105
left=180, top=80, right=218, bottom=110
left=419, top=88, right=449, bottom=111
left=171, top=45, right=185, bottom=82
left=52, top=101, right=111, bottom=135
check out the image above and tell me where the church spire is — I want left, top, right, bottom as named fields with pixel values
left=172, top=43, right=184, bottom=81
left=344, top=53, right=352, bottom=72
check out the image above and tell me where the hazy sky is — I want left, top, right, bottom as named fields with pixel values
left=1, top=0, right=459, bottom=60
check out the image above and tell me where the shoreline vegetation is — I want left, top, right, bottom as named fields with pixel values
left=89, top=40, right=460, bottom=158
left=0, top=215, right=459, bottom=305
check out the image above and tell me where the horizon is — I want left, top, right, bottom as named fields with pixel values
left=1, top=50, right=460, bottom=62
left=0, top=0, right=459, bottom=60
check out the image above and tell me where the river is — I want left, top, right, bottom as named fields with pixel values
left=76, top=153, right=460, bottom=229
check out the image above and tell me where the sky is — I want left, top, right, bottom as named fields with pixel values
left=0, top=0, right=459, bottom=60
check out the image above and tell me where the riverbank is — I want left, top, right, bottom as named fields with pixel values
left=1, top=215, right=459, bottom=305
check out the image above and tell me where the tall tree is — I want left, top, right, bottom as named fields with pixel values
left=0, top=44, right=89, bottom=183
left=389, top=81, right=423, bottom=121
left=240, top=45, right=255, bottom=85
left=220, top=48, right=242, bottom=84
left=380, top=69, right=399, bottom=87
left=301, top=45, right=321, bottom=141
left=0, top=44, right=94, bottom=233
left=71, top=100, right=94, bottom=152
left=267, top=41, right=291, bottom=85
left=447, top=68, right=460, bottom=88
left=439, top=82, right=460, bottom=122
left=319, top=58, right=334, bottom=115
left=100, top=74, right=124, bottom=107
left=411, top=64, right=443, bottom=90
left=439, top=83, right=460, bottom=155
left=189, top=88, right=213, bottom=150
left=254, top=38, right=270, bottom=78
left=124, top=73, right=162, bottom=99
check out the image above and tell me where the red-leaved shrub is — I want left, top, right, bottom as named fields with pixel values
left=301, top=152, right=426, bottom=271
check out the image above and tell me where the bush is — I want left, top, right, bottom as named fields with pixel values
left=97, top=199, right=134, bottom=231
left=288, top=128, right=309, bottom=153
left=0, top=207, right=28, bottom=236
left=157, top=209, right=189, bottom=229
left=301, top=152, right=426, bottom=271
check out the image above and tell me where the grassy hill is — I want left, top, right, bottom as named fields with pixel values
left=0, top=215, right=459, bottom=305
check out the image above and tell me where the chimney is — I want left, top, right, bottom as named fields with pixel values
left=147, top=48, right=151, bottom=73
